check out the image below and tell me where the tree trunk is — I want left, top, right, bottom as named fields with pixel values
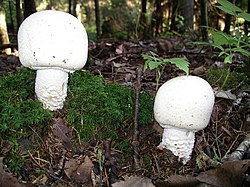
left=170, top=0, right=178, bottom=31
left=94, top=0, right=101, bottom=39
left=224, top=14, right=232, bottom=34
left=140, top=0, right=151, bottom=39
left=16, top=0, right=23, bottom=30
left=68, top=0, right=72, bottom=14
left=23, top=0, right=36, bottom=18
left=72, top=0, right=77, bottom=17
left=224, top=0, right=236, bottom=34
left=179, top=0, right=194, bottom=30
left=140, top=0, right=147, bottom=27
left=244, top=0, right=250, bottom=35
left=151, top=0, right=164, bottom=36
left=200, top=0, right=208, bottom=41
left=0, top=5, right=11, bottom=54
left=8, top=1, right=15, bottom=33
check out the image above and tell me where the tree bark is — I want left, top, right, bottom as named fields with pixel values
left=200, top=0, right=208, bottom=41
left=72, top=0, right=77, bottom=17
left=244, top=0, right=250, bottom=35
left=23, top=0, right=36, bottom=18
left=179, top=0, right=194, bottom=30
left=94, top=0, right=101, bottom=39
left=140, top=0, right=147, bottom=26
left=170, top=0, right=178, bottom=31
left=16, top=0, right=23, bottom=30
left=0, top=4, right=11, bottom=54
left=223, top=0, right=236, bottom=34
left=68, top=0, right=72, bottom=14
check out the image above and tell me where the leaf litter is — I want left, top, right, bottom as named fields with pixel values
left=0, top=38, right=250, bottom=186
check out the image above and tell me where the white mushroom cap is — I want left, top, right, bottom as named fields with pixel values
left=18, top=10, right=88, bottom=72
left=154, top=76, right=215, bottom=163
left=154, top=76, right=214, bottom=131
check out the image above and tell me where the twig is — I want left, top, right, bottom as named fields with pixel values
left=222, top=134, right=250, bottom=162
left=132, top=66, right=142, bottom=171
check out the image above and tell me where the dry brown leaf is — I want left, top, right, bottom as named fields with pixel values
left=64, top=159, right=79, bottom=179
left=196, top=160, right=250, bottom=187
left=64, top=156, right=93, bottom=186
left=112, top=176, right=155, bottom=187
left=154, top=175, right=199, bottom=187
left=0, top=157, right=25, bottom=187
left=73, top=156, right=93, bottom=184
left=52, top=118, right=72, bottom=149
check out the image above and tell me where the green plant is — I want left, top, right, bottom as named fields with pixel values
left=197, top=0, right=250, bottom=64
left=206, top=67, right=248, bottom=90
left=0, top=69, right=52, bottom=133
left=142, top=51, right=190, bottom=90
left=194, top=0, right=250, bottom=89
left=0, top=68, right=52, bottom=172
left=65, top=71, right=154, bottom=140
left=114, top=139, right=133, bottom=156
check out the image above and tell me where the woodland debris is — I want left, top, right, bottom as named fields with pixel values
left=0, top=157, right=25, bottom=187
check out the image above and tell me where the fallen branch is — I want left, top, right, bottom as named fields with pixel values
left=132, top=66, right=143, bottom=171
left=222, top=134, right=250, bottom=162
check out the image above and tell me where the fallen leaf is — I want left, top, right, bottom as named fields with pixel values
left=64, top=156, right=93, bottom=186
left=52, top=118, right=72, bottom=149
left=64, top=159, right=79, bottom=179
left=112, top=176, right=155, bottom=187
left=73, top=156, right=94, bottom=184
left=214, top=88, right=236, bottom=100
left=0, top=157, right=25, bottom=187
left=154, top=175, right=199, bottom=187
left=196, top=160, right=250, bottom=187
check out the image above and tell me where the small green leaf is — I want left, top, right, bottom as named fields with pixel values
left=167, top=58, right=190, bottom=75
left=210, top=29, right=230, bottom=46
left=218, top=51, right=226, bottom=57
left=237, top=12, right=250, bottom=22
left=217, top=0, right=242, bottom=14
left=232, top=47, right=250, bottom=57
left=148, top=61, right=163, bottom=70
left=224, top=54, right=233, bottom=64
left=216, top=5, right=235, bottom=16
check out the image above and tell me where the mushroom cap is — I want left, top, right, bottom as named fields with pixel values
left=18, top=10, right=88, bottom=72
left=154, top=76, right=215, bottom=131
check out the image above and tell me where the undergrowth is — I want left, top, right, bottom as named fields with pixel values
left=0, top=69, right=52, bottom=171
left=0, top=68, right=154, bottom=171
left=206, top=67, right=248, bottom=90
left=66, top=71, right=154, bottom=140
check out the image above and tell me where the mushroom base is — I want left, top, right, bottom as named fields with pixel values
left=158, top=126, right=195, bottom=164
left=35, top=69, right=68, bottom=111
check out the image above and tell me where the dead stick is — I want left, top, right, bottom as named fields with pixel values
left=132, top=66, right=142, bottom=170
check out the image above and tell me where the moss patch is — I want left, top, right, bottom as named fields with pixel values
left=65, top=71, right=154, bottom=140
left=0, top=68, right=154, bottom=171
left=206, top=67, right=248, bottom=90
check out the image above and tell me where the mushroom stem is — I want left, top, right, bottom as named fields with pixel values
left=35, top=69, right=68, bottom=111
left=158, top=126, right=195, bottom=164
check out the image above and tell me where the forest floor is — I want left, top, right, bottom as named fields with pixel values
left=0, top=36, right=250, bottom=187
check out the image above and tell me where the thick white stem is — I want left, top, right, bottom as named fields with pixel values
left=35, top=69, right=68, bottom=111
left=158, top=126, right=195, bottom=164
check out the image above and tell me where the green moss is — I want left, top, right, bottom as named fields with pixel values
left=206, top=67, right=248, bottom=90
left=0, top=69, right=154, bottom=171
left=0, top=68, right=52, bottom=172
left=0, top=69, right=52, bottom=133
left=66, top=71, right=154, bottom=140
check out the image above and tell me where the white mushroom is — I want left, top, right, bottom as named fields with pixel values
left=154, top=76, right=215, bottom=164
left=18, top=10, right=88, bottom=111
